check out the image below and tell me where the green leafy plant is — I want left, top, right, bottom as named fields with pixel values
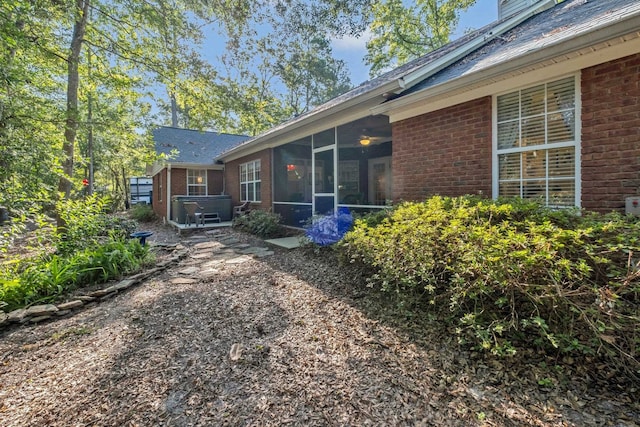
left=232, top=209, right=283, bottom=238
left=1, top=238, right=151, bottom=311
left=339, top=196, right=640, bottom=369
left=129, top=204, right=157, bottom=223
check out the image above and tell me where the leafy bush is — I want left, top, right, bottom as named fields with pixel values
left=1, top=238, right=151, bottom=311
left=129, top=204, right=157, bottom=222
left=55, top=195, right=138, bottom=255
left=339, top=196, right=640, bottom=368
left=232, top=209, right=282, bottom=238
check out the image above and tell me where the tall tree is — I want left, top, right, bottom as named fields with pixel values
left=366, top=0, right=476, bottom=77
left=59, top=0, right=91, bottom=199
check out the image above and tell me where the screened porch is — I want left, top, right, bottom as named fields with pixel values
left=272, top=115, right=392, bottom=228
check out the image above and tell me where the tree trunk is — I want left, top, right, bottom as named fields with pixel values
left=58, top=0, right=90, bottom=199
left=56, top=0, right=90, bottom=233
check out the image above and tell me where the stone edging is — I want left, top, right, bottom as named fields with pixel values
left=0, top=247, right=190, bottom=330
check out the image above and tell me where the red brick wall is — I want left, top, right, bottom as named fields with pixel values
left=392, top=97, right=493, bottom=201
left=207, top=170, right=224, bottom=195
left=581, top=53, right=640, bottom=213
left=224, top=149, right=272, bottom=210
left=171, top=169, right=187, bottom=196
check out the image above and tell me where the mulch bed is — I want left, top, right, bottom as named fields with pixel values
left=0, top=225, right=638, bottom=426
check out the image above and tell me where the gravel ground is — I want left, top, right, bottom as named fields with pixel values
left=0, top=223, right=638, bottom=426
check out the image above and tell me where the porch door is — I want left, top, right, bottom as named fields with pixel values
left=368, top=156, right=392, bottom=206
left=313, top=146, right=336, bottom=215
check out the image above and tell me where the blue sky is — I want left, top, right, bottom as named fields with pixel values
left=331, top=0, right=498, bottom=84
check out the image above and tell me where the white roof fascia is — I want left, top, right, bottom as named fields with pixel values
left=151, top=161, right=223, bottom=173
left=397, top=0, right=558, bottom=91
left=372, top=11, right=640, bottom=120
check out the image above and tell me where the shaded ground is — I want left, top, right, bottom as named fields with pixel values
left=0, top=225, right=638, bottom=426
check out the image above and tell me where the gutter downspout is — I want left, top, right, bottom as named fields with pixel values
left=166, top=164, right=171, bottom=222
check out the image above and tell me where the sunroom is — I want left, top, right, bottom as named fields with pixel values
left=272, top=114, right=392, bottom=228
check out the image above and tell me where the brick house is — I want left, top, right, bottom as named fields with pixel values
left=148, top=127, right=248, bottom=222
left=218, top=0, right=640, bottom=227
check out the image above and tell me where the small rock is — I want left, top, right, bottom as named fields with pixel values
left=89, top=288, right=116, bottom=298
left=56, top=300, right=83, bottom=311
left=226, top=256, right=251, bottom=265
left=253, top=251, right=274, bottom=258
left=170, top=277, right=197, bottom=285
left=29, top=315, right=51, bottom=323
left=178, top=266, right=200, bottom=275
left=229, top=343, right=243, bottom=361
left=114, top=279, right=136, bottom=291
left=205, top=229, right=223, bottom=235
left=233, top=243, right=251, bottom=249
left=191, top=253, right=212, bottom=260
left=25, top=304, right=58, bottom=317
left=55, top=310, right=71, bottom=317
left=77, top=296, right=96, bottom=302
left=239, top=247, right=269, bottom=255
left=193, top=241, right=220, bottom=250
left=0, top=311, right=8, bottom=325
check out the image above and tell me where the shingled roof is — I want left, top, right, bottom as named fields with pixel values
left=153, top=127, right=248, bottom=165
left=406, top=0, right=640, bottom=95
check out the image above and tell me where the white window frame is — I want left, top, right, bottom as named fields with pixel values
left=492, top=74, right=581, bottom=207
left=187, top=169, right=207, bottom=196
left=240, top=160, right=261, bottom=202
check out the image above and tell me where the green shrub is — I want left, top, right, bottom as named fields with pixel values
left=129, top=204, right=157, bottom=222
left=232, top=209, right=282, bottom=238
left=1, top=238, right=151, bottom=311
left=55, top=195, right=138, bottom=255
left=339, top=196, right=640, bottom=367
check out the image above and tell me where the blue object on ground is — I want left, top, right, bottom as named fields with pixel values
left=305, top=208, right=354, bottom=246
left=130, top=231, right=154, bottom=245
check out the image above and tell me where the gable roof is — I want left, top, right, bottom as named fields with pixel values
left=218, top=0, right=640, bottom=161
left=406, top=0, right=640, bottom=96
left=153, top=126, right=248, bottom=165
left=218, top=0, right=559, bottom=161
left=373, top=0, right=640, bottom=119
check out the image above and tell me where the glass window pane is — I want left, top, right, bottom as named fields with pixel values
left=497, top=121, right=520, bottom=149
left=254, top=160, right=261, bottom=180
left=522, top=116, right=545, bottom=146
left=523, top=180, right=545, bottom=201
left=523, top=150, right=545, bottom=179
left=241, top=183, right=247, bottom=201
left=499, top=182, right=520, bottom=198
left=255, top=181, right=261, bottom=201
left=240, top=165, right=247, bottom=182
left=548, top=180, right=575, bottom=207
left=547, top=77, right=575, bottom=112
left=499, top=153, right=520, bottom=180
left=548, top=112, right=575, bottom=144
left=497, top=92, right=520, bottom=122
left=521, top=84, right=545, bottom=117
left=548, top=147, right=575, bottom=177
left=247, top=162, right=254, bottom=181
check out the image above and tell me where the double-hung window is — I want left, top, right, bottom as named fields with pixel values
left=494, top=76, right=579, bottom=207
left=187, top=169, right=207, bottom=196
left=240, top=160, right=261, bottom=202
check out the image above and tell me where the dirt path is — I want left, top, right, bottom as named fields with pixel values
left=0, top=228, right=638, bottom=426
